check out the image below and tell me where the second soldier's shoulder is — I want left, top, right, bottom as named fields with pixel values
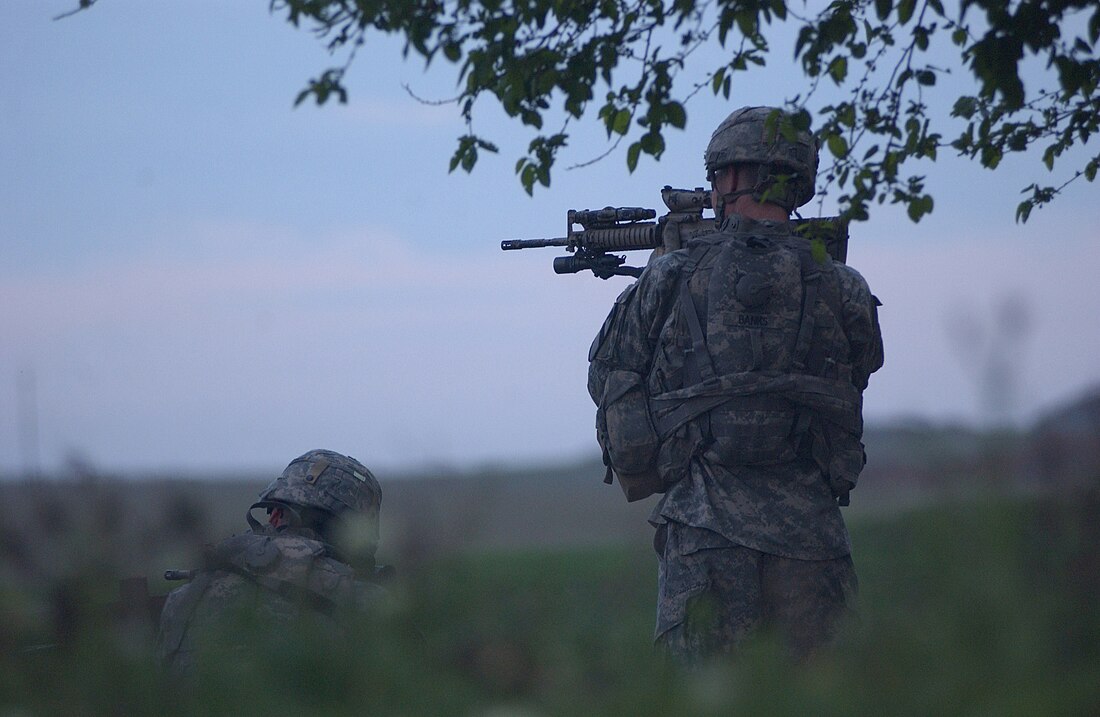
left=159, top=568, right=251, bottom=625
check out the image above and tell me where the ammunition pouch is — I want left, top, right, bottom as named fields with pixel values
left=807, top=422, right=865, bottom=506
left=598, top=369, right=663, bottom=502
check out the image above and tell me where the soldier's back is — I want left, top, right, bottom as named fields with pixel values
left=156, top=530, right=383, bottom=672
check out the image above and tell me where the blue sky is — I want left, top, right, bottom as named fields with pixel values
left=2, top=2, right=1098, bottom=475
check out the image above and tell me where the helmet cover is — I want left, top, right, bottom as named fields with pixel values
left=704, top=106, right=818, bottom=209
left=256, top=449, right=381, bottom=525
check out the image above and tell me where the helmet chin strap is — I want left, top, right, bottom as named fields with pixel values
left=715, top=173, right=798, bottom=222
left=714, top=187, right=758, bottom=223
left=246, top=501, right=302, bottom=532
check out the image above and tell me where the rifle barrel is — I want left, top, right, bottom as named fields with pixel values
left=501, top=237, right=569, bottom=250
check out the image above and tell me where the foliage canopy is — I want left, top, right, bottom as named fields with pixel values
left=70, top=0, right=1100, bottom=222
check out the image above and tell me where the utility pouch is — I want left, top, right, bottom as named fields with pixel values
left=827, top=441, right=865, bottom=506
left=601, top=369, right=662, bottom=502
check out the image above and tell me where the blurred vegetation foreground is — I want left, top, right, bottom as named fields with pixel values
left=1, top=393, right=1099, bottom=714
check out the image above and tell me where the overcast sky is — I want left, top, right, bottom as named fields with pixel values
left=2, top=2, right=1098, bottom=477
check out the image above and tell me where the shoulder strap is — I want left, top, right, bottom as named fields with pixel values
left=678, top=245, right=717, bottom=386
left=792, top=249, right=824, bottom=373
left=789, top=249, right=824, bottom=448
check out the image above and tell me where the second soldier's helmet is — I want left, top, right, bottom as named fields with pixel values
left=250, top=449, right=381, bottom=531
left=704, top=106, right=818, bottom=210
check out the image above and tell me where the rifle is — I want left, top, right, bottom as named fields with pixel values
left=501, top=185, right=849, bottom=278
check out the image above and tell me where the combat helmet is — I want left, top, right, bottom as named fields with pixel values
left=248, top=449, right=382, bottom=541
left=704, top=106, right=818, bottom=210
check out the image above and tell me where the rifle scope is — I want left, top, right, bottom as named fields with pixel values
left=570, top=206, right=655, bottom=228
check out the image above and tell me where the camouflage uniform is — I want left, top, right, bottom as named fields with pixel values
left=588, top=108, right=883, bottom=661
left=156, top=449, right=386, bottom=672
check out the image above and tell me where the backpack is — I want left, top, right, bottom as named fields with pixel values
left=598, top=230, right=865, bottom=503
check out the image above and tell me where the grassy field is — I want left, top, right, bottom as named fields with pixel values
left=1, top=484, right=1098, bottom=715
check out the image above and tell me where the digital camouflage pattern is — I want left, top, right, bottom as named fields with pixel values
left=257, top=449, right=381, bottom=522
left=655, top=522, right=858, bottom=661
left=704, top=106, right=818, bottom=210
left=589, top=212, right=882, bottom=659
left=156, top=530, right=386, bottom=672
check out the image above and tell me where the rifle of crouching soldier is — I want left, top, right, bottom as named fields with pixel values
left=501, top=185, right=851, bottom=277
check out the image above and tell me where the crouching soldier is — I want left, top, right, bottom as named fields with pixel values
left=156, top=449, right=388, bottom=672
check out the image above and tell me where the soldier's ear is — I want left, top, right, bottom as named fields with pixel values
left=268, top=507, right=286, bottom=528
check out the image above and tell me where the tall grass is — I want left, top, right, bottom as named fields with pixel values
left=2, top=489, right=1098, bottom=715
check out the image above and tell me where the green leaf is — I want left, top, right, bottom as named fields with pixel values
left=811, top=237, right=828, bottom=264
left=874, top=0, right=891, bottom=22
left=626, top=142, right=641, bottom=172
left=914, top=26, right=929, bottom=51
left=916, top=70, right=936, bottom=86
left=1015, top=200, right=1033, bottom=223
left=612, top=108, right=631, bottom=135
left=520, top=109, right=544, bottom=129
left=826, top=133, right=849, bottom=158
left=981, top=145, right=1003, bottom=169
left=639, top=131, right=665, bottom=156
left=828, top=56, right=848, bottom=84
left=461, top=146, right=477, bottom=172
left=951, top=96, right=978, bottom=119
left=664, top=101, right=684, bottom=129
left=897, top=0, right=915, bottom=24
left=450, top=138, right=471, bottom=173
left=1043, top=146, right=1056, bottom=171
left=520, top=164, right=537, bottom=195
left=907, top=195, right=933, bottom=222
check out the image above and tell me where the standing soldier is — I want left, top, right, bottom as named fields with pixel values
left=588, top=106, right=884, bottom=661
left=157, top=449, right=388, bottom=672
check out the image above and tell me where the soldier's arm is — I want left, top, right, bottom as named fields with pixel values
left=836, top=264, right=884, bottom=391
